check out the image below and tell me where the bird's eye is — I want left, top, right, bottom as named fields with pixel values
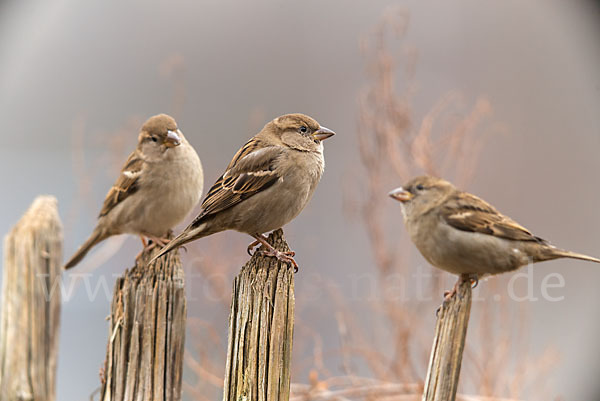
left=416, top=184, right=424, bottom=191
left=299, top=126, right=308, bottom=133
left=151, top=136, right=158, bottom=142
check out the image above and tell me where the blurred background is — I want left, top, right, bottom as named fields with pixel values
left=1, top=0, right=600, bottom=400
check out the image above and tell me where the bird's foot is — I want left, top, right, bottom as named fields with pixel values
left=442, top=282, right=460, bottom=303
left=137, top=235, right=171, bottom=261
left=437, top=274, right=478, bottom=316
left=252, top=233, right=299, bottom=272
left=141, top=235, right=170, bottom=250
left=437, top=283, right=460, bottom=316
left=259, top=248, right=298, bottom=272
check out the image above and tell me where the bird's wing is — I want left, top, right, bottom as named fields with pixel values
left=195, top=139, right=284, bottom=220
left=441, top=192, right=545, bottom=243
left=98, top=151, right=145, bottom=217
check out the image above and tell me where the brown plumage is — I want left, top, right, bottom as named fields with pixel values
left=64, top=114, right=204, bottom=269
left=389, top=176, right=600, bottom=293
left=149, top=113, right=335, bottom=270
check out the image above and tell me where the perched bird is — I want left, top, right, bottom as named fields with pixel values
left=149, top=113, right=335, bottom=270
left=389, top=175, right=600, bottom=299
left=64, top=114, right=204, bottom=269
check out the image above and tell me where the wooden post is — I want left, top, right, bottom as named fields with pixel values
left=422, top=280, right=472, bottom=401
left=0, top=196, right=63, bottom=401
left=100, top=240, right=186, bottom=401
left=223, top=229, right=295, bottom=401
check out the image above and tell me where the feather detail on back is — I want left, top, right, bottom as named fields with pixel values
left=99, top=151, right=145, bottom=217
left=441, top=191, right=546, bottom=243
left=192, top=140, right=284, bottom=223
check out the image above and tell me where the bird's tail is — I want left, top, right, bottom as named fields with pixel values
left=148, top=221, right=209, bottom=265
left=64, top=229, right=107, bottom=269
left=554, top=249, right=600, bottom=264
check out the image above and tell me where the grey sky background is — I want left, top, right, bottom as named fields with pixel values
left=1, top=1, right=600, bottom=400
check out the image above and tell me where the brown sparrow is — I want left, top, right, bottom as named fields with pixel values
left=149, top=113, right=335, bottom=270
left=64, top=114, right=204, bottom=269
left=389, top=175, right=600, bottom=299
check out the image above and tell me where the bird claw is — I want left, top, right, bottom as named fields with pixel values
left=247, top=240, right=260, bottom=256
left=436, top=287, right=458, bottom=316
left=258, top=248, right=299, bottom=273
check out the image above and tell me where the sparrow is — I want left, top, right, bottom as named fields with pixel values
left=149, top=113, right=335, bottom=270
left=64, top=114, right=204, bottom=269
left=389, top=175, right=600, bottom=299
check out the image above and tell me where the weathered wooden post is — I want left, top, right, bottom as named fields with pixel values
left=100, top=240, right=186, bottom=401
left=0, top=196, right=63, bottom=401
left=223, top=229, right=295, bottom=401
left=422, top=280, right=472, bottom=401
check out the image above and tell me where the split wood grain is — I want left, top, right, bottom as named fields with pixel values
left=0, top=196, right=63, bottom=401
left=100, top=239, right=186, bottom=401
left=223, top=229, right=295, bottom=401
left=422, top=280, right=472, bottom=401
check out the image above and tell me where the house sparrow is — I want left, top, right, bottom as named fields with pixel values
left=389, top=175, right=600, bottom=299
left=149, top=113, right=335, bottom=271
left=64, top=114, right=204, bottom=269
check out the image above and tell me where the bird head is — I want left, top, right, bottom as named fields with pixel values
left=268, top=113, right=335, bottom=152
left=389, top=175, right=455, bottom=219
left=138, top=114, right=183, bottom=160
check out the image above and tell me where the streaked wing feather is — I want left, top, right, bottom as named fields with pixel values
left=99, top=152, right=144, bottom=217
left=226, top=137, right=265, bottom=171
left=193, top=140, right=284, bottom=222
left=442, top=192, right=545, bottom=243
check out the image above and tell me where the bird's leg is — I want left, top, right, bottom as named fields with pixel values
left=135, top=236, right=150, bottom=261
left=251, top=233, right=299, bottom=273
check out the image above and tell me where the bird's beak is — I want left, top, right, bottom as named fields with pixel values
left=388, top=187, right=413, bottom=202
left=164, top=129, right=182, bottom=148
left=312, top=126, right=335, bottom=141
